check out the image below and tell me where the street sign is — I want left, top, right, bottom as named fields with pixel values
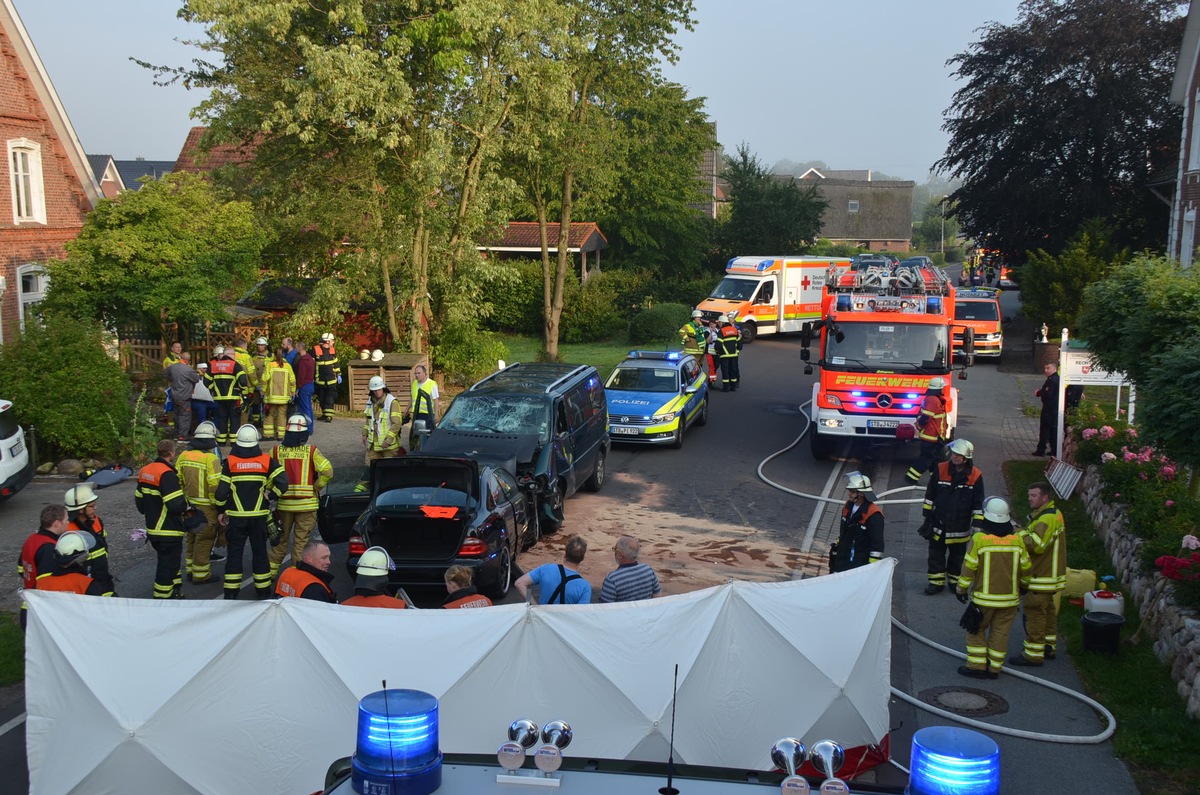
left=1060, top=348, right=1125, bottom=386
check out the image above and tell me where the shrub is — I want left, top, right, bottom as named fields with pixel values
left=561, top=273, right=627, bottom=343
left=484, top=259, right=545, bottom=334
left=630, top=303, right=692, bottom=345
left=0, top=316, right=134, bottom=459
left=431, top=324, right=509, bottom=388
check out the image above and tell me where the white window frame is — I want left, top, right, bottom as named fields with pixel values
left=1191, top=93, right=1200, bottom=171
left=8, top=138, right=47, bottom=224
left=17, top=263, right=47, bottom=331
left=848, top=199, right=860, bottom=213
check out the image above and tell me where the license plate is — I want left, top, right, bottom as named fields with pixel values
left=612, top=427, right=640, bottom=435
left=867, top=419, right=900, bottom=429
left=9, top=439, right=23, bottom=456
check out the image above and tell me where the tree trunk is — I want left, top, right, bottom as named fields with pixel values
left=537, top=201, right=557, bottom=361
left=546, top=167, right=574, bottom=361
left=380, top=250, right=402, bottom=346
left=409, top=214, right=430, bottom=354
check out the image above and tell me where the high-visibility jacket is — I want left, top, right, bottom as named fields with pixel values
left=135, top=458, right=188, bottom=536
left=678, top=321, right=705, bottom=355
left=342, top=592, right=407, bottom=609
left=176, top=448, right=222, bottom=505
left=162, top=352, right=183, bottom=371
left=442, top=587, right=493, bottom=608
left=251, top=352, right=269, bottom=386
left=922, top=461, right=985, bottom=543
left=832, top=500, right=885, bottom=571
left=957, top=531, right=1031, bottom=608
left=717, top=324, right=741, bottom=358
left=18, top=530, right=58, bottom=591
left=1020, top=500, right=1067, bottom=592
left=67, top=514, right=109, bottom=571
left=916, top=392, right=947, bottom=442
left=39, top=570, right=113, bottom=596
left=262, top=361, right=296, bottom=405
left=271, top=444, right=333, bottom=512
left=314, top=344, right=340, bottom=386
left=207, top=357, right=248, bottom=401
left=275, top=562, right=336, bottom=602
left=363, top=393, right=402, bottom=452
left=233, top=346, right=256, bottom=389
left=215, top=452, right=287, bottom=518
left=411, top=379, right=438, bottom=422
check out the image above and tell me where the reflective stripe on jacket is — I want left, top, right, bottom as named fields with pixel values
left=363, top=393, right=402, bottom=452
left=314, top=344, right=340, bottom=386
left=717, top=325, right=740, bottom=358
left=916, top=393, right=947, bottom=442
left=922, top=462, right=985, bottom=542
left=271, top=444, right=333, bottom=512
left=1020, top=501, right=1067, bottom=592
left=215, top=453, right=287, bottom=517
left=958, top=532, right=1031, bottom=608
left=135, top=459, right=188, bottom=536
left=207, top=358, right=248, bottom=400
left=67, top=515, right=108, bottom=566
left=177, top=449, right=222, bottom=505
left=263, top=361, right=296, bottom=405
left=678, top=321, right=705, bottom=354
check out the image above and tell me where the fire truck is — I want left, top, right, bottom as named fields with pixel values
left=800, top=263, right=973, bottom=459
left=696, top=256, right=848, bottom=342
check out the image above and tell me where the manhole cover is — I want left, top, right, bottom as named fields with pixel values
left=917, top=686, right=1009, bottom=718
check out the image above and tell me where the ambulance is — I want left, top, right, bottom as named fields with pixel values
left=953, top=287, right=1003, bottom=360
left=696, top=256, right=850, bottom=342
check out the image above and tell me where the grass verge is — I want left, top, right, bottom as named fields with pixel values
left=0, top=613, right=23, bottom=687
left=499, top=333, right=651, bottom=380
left=1004, top=460, right=1200, bottom=793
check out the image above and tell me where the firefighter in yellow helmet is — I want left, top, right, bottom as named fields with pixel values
left=267, top=415, right=333, bottom=579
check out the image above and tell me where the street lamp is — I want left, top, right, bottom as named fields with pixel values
left=940, top=197, right=946, bottom=255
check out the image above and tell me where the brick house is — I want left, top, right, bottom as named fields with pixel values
left=1169, top=1, right=1200, bottom=265
left=0, top=0, right=100, bottom=344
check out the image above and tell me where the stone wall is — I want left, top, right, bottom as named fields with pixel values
left=1080, top=466, right=1200, bottom=718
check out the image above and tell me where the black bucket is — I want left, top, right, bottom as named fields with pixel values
left=1081, top=611, right=1125, bottom=654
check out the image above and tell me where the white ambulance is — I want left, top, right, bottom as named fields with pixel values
left=695, top=256, right=849, bottom=342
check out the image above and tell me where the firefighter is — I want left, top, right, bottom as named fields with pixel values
left=314, top=332, right=342, bottom=423
left=341, top=547, right=407, bottom=609
left=956, top=497, right=1031, bottom=679
left=176, top=421, right=224, bottom=584
left=359, top=375, right=403, bottom=490
left=678, top=310, right=706, bottom=363
left=215, top=425, right=288, bottom=600
left=1013, top=481, right=1067, bottom=666
left=919, top=438, right=985, bottom=595
left=274, top=540, right=336, bottom=602
left=206, top=345, right=249, bottom=445
left=250, top=336, right=270, bottom=429
left=716, top=314, right=741, bottom=392
left=829, top=472, right=884, bottom=573
left=442, top=564, right=493, bottom=608
left=905, top=376, right=949, bottom=484
left=18, top=504, right=69, bottom=629
left=162, top=340, right=183, bottom=371
left=65, top=482, right=115, bottom=595
left=135, top=439, right=190, bottom=599
left=231, top=336, right=257, bottom=426
left=406, top=364, right=439, bottom=452
left=38, top=531, right=114, bottom=597
left=268, top=414, right=333, bottom=579
left=261, top=347, right=297, bottom=441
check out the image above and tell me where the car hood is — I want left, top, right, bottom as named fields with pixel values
left=422, top=429, right=542, bottom=465
left=608, top=391, right=676, bottom=416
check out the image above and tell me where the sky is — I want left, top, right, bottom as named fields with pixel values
left=14, top=0, right=1023, bottom=182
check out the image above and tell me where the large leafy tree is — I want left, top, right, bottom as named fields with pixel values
left=1019, top=220, right=1127, bottom=334
left=40, top=171, right=266, bottom=330
left=936, top=0, right=1184, bottom=261
left=718, top=145, right=827, bottom=257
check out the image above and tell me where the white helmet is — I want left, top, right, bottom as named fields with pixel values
left=846, top=472, right=872, bottom=492
left=193, top=421, right=217, bottom=440
left=717, top=314, right=729, bottom=323
left=213, top=345, right=226, bottom=357
left=691, top=309, right=703, bottom=319
left=357, top=547, right=394, bottom=577
left=255, top=336, right=268, bottom=346
left=55, top=530, right=94, bottom=567
left=371, top=349, right=385, bottom=362
left=982, top=497, right=1011, bottom=524
left=286, top=414, right=309, bottom=433
left=65, top=482, right=98, bottom=511
left=368, top=376, right=387, bottom=391
left=321, top=332, right=334, bottom=342
left=235, top=424, right=260, bottom=446
left=359, top=349, right=371, bottom=360
left=927, top=377, right=946, bottom=390
left=948, top=438, right=974, bottom=458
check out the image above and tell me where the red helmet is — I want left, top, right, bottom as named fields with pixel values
left=895, top=424, right=916, bottom=441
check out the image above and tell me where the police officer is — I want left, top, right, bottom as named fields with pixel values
left=65, top=482, right=114, bottom=594
left=905, top=377, right=949, bottom=484
left=135, top=439, right=189, bottom=599
left=920, top=438, right=985, bottom=595
left=716, top=314, right=741, bottom=392
left=406, top=364, right=439, bottom=452
left=38, top=531, right=114, bottom=597
left=176, top=421, right=224, bottom=584
left=830, top=472, right=885, bottom=573
left=268, top=414, right=333, bottom=579
left=215, top=425, right=288, bottom=599
left=314, top=332, right=342, bottom=423
left=206, top=345, right=249, bottom=445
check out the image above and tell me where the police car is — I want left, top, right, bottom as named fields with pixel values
left=604, top=351, right=708, bottom=448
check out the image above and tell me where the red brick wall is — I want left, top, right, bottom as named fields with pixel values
left=0, top=16, right=91, bottom=343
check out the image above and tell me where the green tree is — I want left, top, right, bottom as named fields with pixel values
left=912, top=197, right=959, bottom=253
left=718, top=144, right=827, bottom=257
left=936, top=0, right=1183, bottom=261
left=1021, top=221, right=1126, bottom=336
left=40, top=171, right=265, bottom=331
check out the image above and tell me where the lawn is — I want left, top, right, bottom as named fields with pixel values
left=1004, top=460, right=1200, bottom=793
left=0, top=614, right=22, bottom=687
left=498, top=333, right=667, bottom=380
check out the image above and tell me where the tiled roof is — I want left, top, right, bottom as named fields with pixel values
left=797, top=168, right=874, bottom=181
left=174, top=126, right=256, bottom=173
left=479, top=222, right=607, bottom=251
left=114, top=159, right=175, bottom=189
left=86, top=154, right=112, bottom=183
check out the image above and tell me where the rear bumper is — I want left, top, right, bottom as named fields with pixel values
left=345, top=551, right=500, bottom=589
left=0, top=461, right=32, bottom=499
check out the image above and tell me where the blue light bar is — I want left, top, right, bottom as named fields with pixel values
left=906, top=393, right=920, bottom=399
left=909, top=726, right=1000, bottom=795
left=926, top=297, right=943, bottom=314
left=836, top=295, right=852, bottom=312
left=352, top=689, right=442, bottom=795
left=851, top=391, right=864, bottom=397
left=855, top=401, right=868, bottom=407
left=901, top=403, right=914, bottom=409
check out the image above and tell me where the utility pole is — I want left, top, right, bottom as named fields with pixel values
left=940, top=197, right=946, bottom=254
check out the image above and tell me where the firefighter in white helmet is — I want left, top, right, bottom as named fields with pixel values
left=678, top=309, right=706, bottom=363
left=65, top=482, right=115, bottom=594
left=37, top=531, right=113, bottom=597
left=214, top=424, right=288, bottom=599
left=314, top=332, right=342, bottom=424
left=341, top=547, right=407, bottom=609
left=905, top=376, right=950, bottom=484
left=830, top=472, right=885, bottom=573
left=716, top=314, right=741, bottom=391
left=359, top=375, right=404, bottom=491
left=919, top=438, right=986, bottom=595
left=267, top=414, right=333, bottom=579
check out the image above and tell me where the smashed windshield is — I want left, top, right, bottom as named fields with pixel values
left=709, top=278, right=758, bottom=301
left=439, top=394, right=551, bottom=440
left=823, top=322, right=949, bottom=371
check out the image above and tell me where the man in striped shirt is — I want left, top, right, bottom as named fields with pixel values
left=600, top=536, right=661, bottom=603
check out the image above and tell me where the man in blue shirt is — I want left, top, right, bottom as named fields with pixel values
left=515, top=535, right=591, bottom=604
